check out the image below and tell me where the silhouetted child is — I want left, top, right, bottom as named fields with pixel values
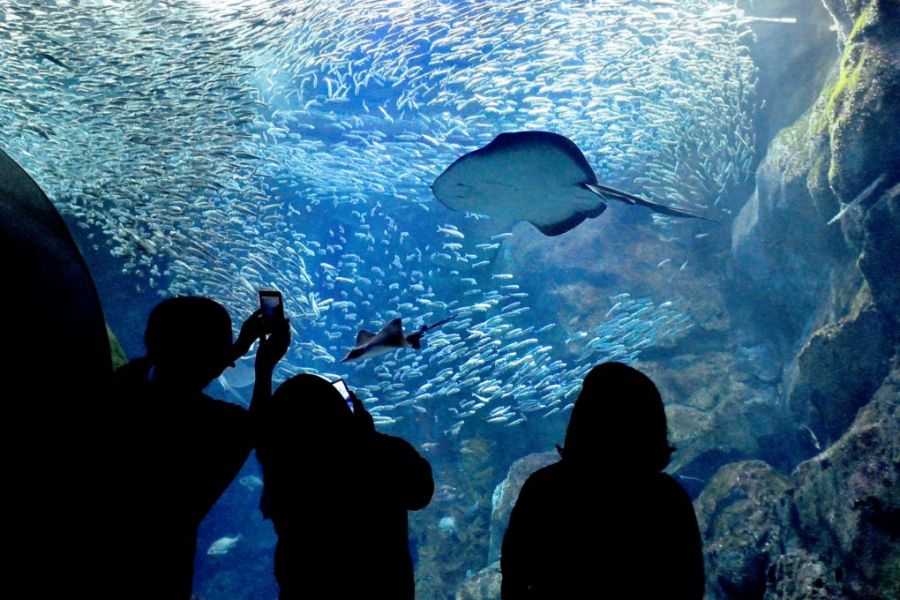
left=106, top=296, right=289, bottom=599
left=501, top=362, right=704, bottom=599
left=254, top=374, right=434, bottom=599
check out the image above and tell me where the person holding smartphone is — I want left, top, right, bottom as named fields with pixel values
left=105, top=295, right=290, bottom=599
left=254, top=374, right=434, bottom=600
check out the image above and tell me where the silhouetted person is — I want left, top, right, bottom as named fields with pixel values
left=106, top=296, right=289, bottom=599
left=255, top=374, right=434, bottom=599
left=501, top=362, right=704, bottom=599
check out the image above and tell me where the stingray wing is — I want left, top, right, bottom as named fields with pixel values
left=355, top=329, right=376, bottom=345
left=432, top=131, right=607, bottom=236
left=378, top=318, right=407, bottom=347
left=342, top=319, right=407, bottom=362
left=341, top=347, right=366, bottom=362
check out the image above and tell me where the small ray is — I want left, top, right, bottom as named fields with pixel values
left=342, top=316, right=455, bottom=362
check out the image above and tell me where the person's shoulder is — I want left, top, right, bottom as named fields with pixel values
left=374, top=431, right=419, bottom=454
left=655, top=472, right=692, bottom=503
left=523, top=460, right=565, bottom=488
left=112, top=358, right=150, bottom=386
left=201, top=394, right=249, bottom=421
left=197, top=396, right=251, bottom=447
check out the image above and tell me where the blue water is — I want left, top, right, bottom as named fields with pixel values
left=1, top=1, right=768, bottom=597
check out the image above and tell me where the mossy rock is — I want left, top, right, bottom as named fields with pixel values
left=825, top=4, right=900, bottom=200
left=822, top=0, right=882, bottom=38
left=107, top=324, right=128, bottom=369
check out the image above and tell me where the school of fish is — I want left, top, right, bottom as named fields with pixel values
left=0, top=0, right=764, bottom=432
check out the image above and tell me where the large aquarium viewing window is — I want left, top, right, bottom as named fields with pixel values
left=2, top=0, right=897, bottom=598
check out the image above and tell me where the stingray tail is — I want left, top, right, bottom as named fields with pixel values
left=583, top=182, right=713, bottom=221
left=407, top=316, right=455, bottom=349
left=424, top=315, right=456, bottom=332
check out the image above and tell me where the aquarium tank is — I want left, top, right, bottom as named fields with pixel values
left=2, top=0, right=898, bottom=598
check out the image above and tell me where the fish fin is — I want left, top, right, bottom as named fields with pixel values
left=532, top=202, right=606, bottom=236
left=583, top=182, right=714, bottom=221
left=383, top=318, right=404, bottom=337
left=827, top=173, right=886, bottom=225
left=355, top=329, right=376, bottom=345
left=406, top=332, right=423, bottom=350
left=342, top=347, right=363, bottom=362
left=584, top=182, right=636, bottom=204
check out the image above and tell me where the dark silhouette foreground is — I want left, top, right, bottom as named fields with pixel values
left=2, top=147, right=112, bottom=595
left=255, top=374, right=434, bottom=599
left=106, top=297, right=288, bottom=599
left=501, top=362, right=704, bottom=599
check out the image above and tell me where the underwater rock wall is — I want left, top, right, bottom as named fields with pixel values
left=697, top=360, right=899, bottom=599
left=791, top=362, right=899, bottom=599
left=732, top=0, right=899, bottom=432
left=731, top=0, right=899, bottom=453
left=705, top=0, right=900, bottom=598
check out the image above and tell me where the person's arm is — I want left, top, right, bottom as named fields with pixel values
left=378, top=434, right=434, bottom=510
left=249, top=316, right=290, bottom=447
left=231, top=310, right=265, bottom=366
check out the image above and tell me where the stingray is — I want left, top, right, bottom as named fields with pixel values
left=342, top=316, right=455, bottom=362
left=432, top=131, right=709, bottom=236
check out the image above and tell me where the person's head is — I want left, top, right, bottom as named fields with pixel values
left=267, top=374, right=356, bottom=444
left=144, top=296, right=233, bottom=391
left=559, top=362, right=673, bottom=473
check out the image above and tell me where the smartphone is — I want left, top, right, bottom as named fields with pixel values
left=259, top=290, right=283, bottom=330
left=332, top=379, right=354, bottom=412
